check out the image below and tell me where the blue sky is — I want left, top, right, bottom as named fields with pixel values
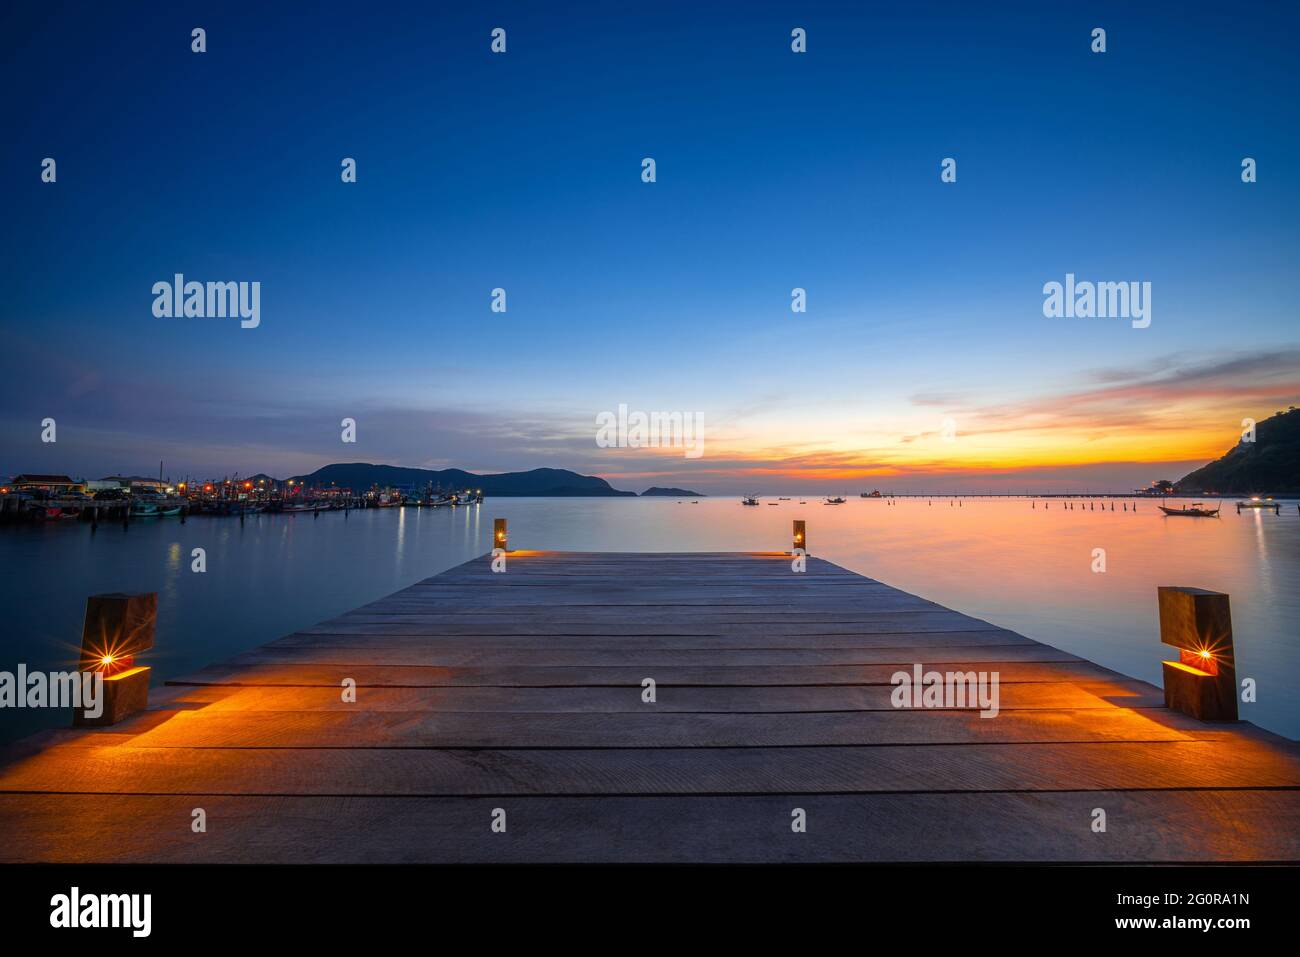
left=2, top=1, right=1297, bottom=492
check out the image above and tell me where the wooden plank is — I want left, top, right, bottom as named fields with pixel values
left=292, top=621, right=1003, bottom=634
left=123, top=706, right=1196, bottom=748
left=3, top=739, right=1295, bottom=796
left=2, top=790, right=1295, bottom=863
left=210, top=643, right=1085, bottom=668
left=167, top=660, right=1121, bottom=687
left=154, top=676, right=1150, bottom=710
left=282, top=626, right=1019, bottom=644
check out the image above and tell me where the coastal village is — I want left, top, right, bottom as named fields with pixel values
left=0, top=472, right=484, bottom=523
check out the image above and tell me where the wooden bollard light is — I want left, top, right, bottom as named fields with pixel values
left=1157, top=586, right=1237, bottom=722
left=73, top=592, right=156, bottom=727
left=792, top=520, right=806, bottom=554
left=494, top=518, right=508, bottom=552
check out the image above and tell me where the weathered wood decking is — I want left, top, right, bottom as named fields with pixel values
left=1, top=551, right=1298, bottom=862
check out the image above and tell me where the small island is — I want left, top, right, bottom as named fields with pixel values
left=641, top=487, right=706, bottom=497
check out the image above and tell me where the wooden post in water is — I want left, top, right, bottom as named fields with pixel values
left=1157, top=586, right=1237, bottom=722
left=73, top=592, right=156, bottom=727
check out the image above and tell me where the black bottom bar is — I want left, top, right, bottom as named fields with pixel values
left=0, top=863, right=1289, bottom=942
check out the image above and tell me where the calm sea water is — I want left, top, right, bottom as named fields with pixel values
left=1, top=496, right=1296, bottom=742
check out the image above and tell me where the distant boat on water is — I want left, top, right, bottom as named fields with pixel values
left=825, top=496, right=846, bottom=505
left=861, top=490, right=882, bottom=498
left=741, top=495, right=759, bottom=506
left=1238, top=496, right=1276, bottom=509
left=1159, top=502, right=1220, bottom=517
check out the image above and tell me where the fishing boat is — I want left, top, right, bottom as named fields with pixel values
left=741, top=495, right=759, bottom=506
left=824, top=496, right=846, bottom=505
left=1159, top=503, right=1220, bottom=517
left=860, top=490, right=882, bottom=498
left=1238, top=496, right=1276, bottom=508
left=130, top=500, right=160, bottom=517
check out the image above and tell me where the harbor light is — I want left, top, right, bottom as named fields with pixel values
left=494, top=518, right=508, bottom=552
left=793, top=520, right=806, bottom=554
left=1157, top=586, right=1237, bottom=721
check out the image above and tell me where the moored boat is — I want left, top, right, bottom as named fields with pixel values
left=1159, top=502, right=1220, bottom=517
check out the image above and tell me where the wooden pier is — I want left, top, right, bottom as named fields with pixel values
left=1, top=551, right=1297, bottom=863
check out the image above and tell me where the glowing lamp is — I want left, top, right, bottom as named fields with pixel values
left=73, top=592, right=156, bottom=727
left=493, top=518, right=508, bottom=552
left=1157, top=586, right=1237, bottom=721
left=792, top=520, right=806, bottom=554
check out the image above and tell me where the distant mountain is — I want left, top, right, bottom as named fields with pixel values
left=288, top=463, right=635, bottom=497
left=641, top=487, right=706, bottom=497
left=1175, top=408, right=1300, bottom=494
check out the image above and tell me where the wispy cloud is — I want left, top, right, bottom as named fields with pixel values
left=3, top=346, right=1296, bottom=494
